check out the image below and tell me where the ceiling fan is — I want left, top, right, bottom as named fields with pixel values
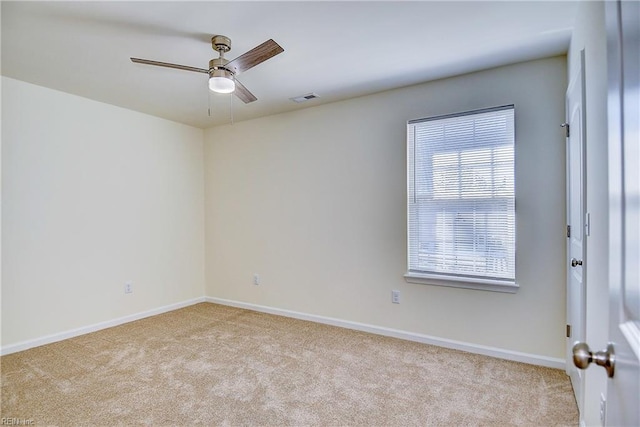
left=131, top=35, right=284, bottom=103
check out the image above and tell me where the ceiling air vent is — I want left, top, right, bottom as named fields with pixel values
left=290, top=93, right=320, bottom=103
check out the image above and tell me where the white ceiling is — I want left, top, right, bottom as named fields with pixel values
left=1, top=1, right=578, bottom=129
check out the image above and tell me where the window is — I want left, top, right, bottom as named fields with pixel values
left=405, top=105, right=517, bottom=293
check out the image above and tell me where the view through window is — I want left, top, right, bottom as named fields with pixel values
left=407, top=105, right=515, bottom=284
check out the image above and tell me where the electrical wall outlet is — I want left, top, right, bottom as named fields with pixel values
left=124, top=281, right=133, bottom=294
left=391, top=290, right=400, bottom=304
left=253, top=274, right=260, bottom=286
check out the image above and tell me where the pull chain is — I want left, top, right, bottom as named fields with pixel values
left=207, top=79, right=213, bottom=117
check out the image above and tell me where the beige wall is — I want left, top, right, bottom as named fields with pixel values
left=568, top=2, right=610, bottom=426
left=204, top=56, right=568, bottom=359
left=1, top=77, right=205, bottom=347
left=2, top=55, right=570, bottom=365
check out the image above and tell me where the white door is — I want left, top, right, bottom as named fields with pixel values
left=605, top=1, right=640, bottom=425
left=566, top=52, right=587, bottom=415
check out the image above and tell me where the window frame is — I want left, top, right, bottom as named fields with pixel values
left=404, top=105, right=518, bottom=293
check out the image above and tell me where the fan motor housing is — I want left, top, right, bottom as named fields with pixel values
left=209, top=57, right=231, bottom=73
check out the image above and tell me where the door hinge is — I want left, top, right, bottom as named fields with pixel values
left=561, top=122, right=570, bottom=137
left=567, top=225, right=571, bottom=238
left=566, top=324, right=572, bottom=338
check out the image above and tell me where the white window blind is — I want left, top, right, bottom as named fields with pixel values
left=407, top=105, right=515, bottom=285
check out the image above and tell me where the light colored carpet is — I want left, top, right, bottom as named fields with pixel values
left=1, top=302, right=578, bottom=426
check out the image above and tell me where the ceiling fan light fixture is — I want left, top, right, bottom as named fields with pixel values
left=131, top=36, right=283, bottom=104
left=209, top=69, right=235, bottom=94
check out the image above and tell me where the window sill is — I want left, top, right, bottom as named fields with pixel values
left=404, top=272, right=519, bottom=293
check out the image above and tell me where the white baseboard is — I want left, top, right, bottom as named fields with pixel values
left=2, top=296, right=566, bottom=370
left=1, top=297, right=206, bottom=356
left=205, top=297, right=565, bottom=370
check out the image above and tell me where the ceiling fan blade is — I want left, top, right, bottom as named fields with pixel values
left=225, top=39, right=284, bottom=75
left=130, top=57, right=209, bottom=74
left=233, top=79, right=257, bottom=104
